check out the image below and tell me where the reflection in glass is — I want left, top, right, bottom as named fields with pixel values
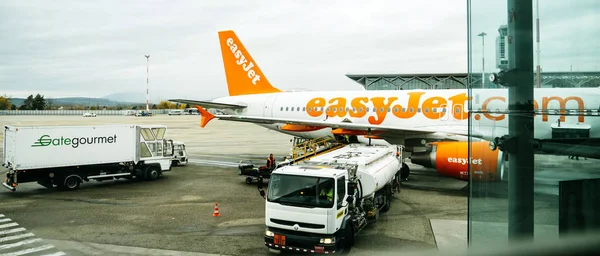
left=468, top=0, right=600, bottom=250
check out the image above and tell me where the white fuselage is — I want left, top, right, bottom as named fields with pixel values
left=212, top=88, right=600, bottom=148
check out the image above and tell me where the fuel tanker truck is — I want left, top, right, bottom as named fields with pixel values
left=257, top=143, right=404, bottom=254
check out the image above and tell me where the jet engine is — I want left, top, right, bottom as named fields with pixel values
left=410, top=141, right=508, bottom=182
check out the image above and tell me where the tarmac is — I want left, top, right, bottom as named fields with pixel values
left=1, top=114, right=598, bottom=255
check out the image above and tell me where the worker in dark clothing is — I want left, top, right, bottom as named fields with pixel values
left=266, top=154, right=276, bottom=169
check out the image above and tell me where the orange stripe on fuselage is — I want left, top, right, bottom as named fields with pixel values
left=280, top=124, right=328, bottom=132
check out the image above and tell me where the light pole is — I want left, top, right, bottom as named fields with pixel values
left=145, top=54, right=150, bottom=113
left=477, top=32, right=487, bottom=88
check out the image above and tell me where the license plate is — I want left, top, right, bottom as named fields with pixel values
left=274, top=234, right=286, bottom=245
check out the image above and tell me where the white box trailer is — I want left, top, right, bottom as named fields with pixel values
left=2, top=124, right=174, bottom=192
left=257, top=143, right=406, bottom=254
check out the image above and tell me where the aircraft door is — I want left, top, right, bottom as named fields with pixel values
left=453, top=104, right=464, bottom=121
left=263, top=94, right=278, bottom=118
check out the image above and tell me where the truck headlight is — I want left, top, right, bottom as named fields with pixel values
left=320, top=237, right=336, bottom=244
left=265, top=230, right=274, bottom=237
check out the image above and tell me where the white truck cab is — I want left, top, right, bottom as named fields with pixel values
left=169, top=140, right=188, bottom=166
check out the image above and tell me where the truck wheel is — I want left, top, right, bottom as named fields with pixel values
left=381, top=185, right=392, bottom=213
left=245, top=177, right=253, bottom=184
left=146, top=166, right=160, bottom=181
left=63, top=175, right=82, bottom=190
left=400, top=163, right=410, bottom=180
left=342, top=225, right=354, bottom=252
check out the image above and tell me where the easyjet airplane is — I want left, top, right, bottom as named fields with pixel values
left=171, top=30, right=600, bottom=183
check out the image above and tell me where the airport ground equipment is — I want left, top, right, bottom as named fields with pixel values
left=257, top=143, right=404, bottom=254
left=237, top=136, right=346, bottom=185
left=2, top=124, right=174, bottom=192
left=287, top=136, right=346, bottom=164
left=238, top=160, right=274, bottom=184
left=169, top=140, right=188, bottom=166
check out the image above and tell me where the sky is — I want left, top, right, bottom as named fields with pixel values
left=0, top=0, right=598, bottom=102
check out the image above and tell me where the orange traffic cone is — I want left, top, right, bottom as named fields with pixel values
left=213, top=203, right=220, bottom=217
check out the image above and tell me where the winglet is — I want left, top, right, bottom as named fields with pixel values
left=195, top=105, right=216, bottom=128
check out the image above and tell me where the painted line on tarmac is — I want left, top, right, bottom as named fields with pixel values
left=44, top=238, right=229, bottom=256
left=187, top=159, right=239, bottom=168
left=0, top=213, right=65, bottom=256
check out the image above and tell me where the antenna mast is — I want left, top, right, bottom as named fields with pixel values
left=535, top=0, right=541, bottom=88
left=145, top=54, right=150, bottom=112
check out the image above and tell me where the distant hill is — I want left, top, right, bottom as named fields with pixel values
left=102, top=92, right=162, bottom=104
left=7, top=90, right=205, bottom=108
left=9, top=97, right=145, bottom=107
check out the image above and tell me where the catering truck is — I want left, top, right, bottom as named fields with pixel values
left=2, top=124, right=175, bottom=192
left=258, top=143, right=404, bottom=254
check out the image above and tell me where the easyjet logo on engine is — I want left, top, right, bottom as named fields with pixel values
left=226, top=37, right=261, bottom=85
left=448, top=157, right=483, bottom=165
left=304, top=92, right=586, bottom=125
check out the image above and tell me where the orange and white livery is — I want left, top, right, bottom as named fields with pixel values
left=171, top=30, right=600, bottom=182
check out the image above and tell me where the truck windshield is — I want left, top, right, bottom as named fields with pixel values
left=267, top=174, right=335, bottom=208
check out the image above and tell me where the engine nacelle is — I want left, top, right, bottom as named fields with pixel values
left=411, top=141, right=507, bottom=182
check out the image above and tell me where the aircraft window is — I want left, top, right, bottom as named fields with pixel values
left=359, top=107, right=363, bottom=112
left=418, top=108, right=421, bottom=113
left=303, top=107, right=306, bottom=111
left=333, top=108, right=336, bottom=113
left=409, top=108, right=414, bottom=113
left=291, top=107, right=294, bottom=111
left=286, top=107, right=289, bottom=111
left=280, top=107, right=283, bottom=111
left=387, top=108, right=391, bottom=112
left=352, top=107, right=356, bottom=112
left=425, top=108, right=429, bottom=113
left=339, top=107, right=343, bottom=112
left=402, top=107, right=406, bottom=112
left=455, top=107, right=460, bottom=113
left=393, top=107, right=398, bottom=112
left=380, top=107, right=384, bottom=113
left=326, top=107, right=330, bottom=112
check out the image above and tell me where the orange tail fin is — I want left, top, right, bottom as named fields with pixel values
left=218, top=30, right=281, bottom=96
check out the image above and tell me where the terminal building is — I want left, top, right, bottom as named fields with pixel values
left=345, top=71, right=600, bottom=90
left=346, top=24, right=600, bottom=90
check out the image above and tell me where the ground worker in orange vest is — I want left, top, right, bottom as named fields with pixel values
left=266, top=154, right=276, bottom=169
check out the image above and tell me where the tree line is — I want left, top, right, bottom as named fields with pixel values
left=0, top=94, right=190, bottom=111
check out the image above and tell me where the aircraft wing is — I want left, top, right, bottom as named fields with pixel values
left=168, top=99, right=247, bottom=110
left=193, top=105, right=480, bottom=138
